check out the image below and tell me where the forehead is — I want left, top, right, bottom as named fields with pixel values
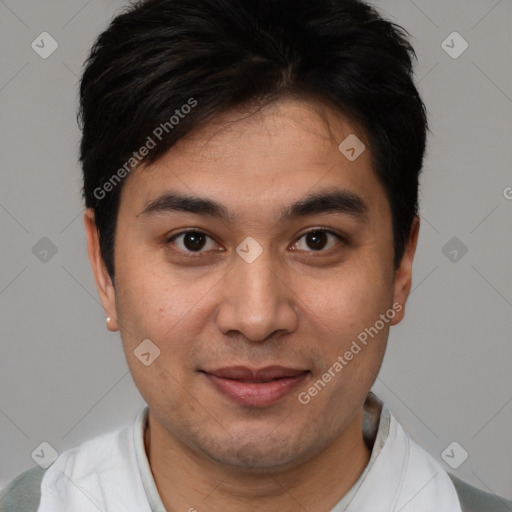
left=120, top=97, right=385, bottom=217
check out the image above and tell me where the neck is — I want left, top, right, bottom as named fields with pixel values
left=144, top=411, right=371, bottom=512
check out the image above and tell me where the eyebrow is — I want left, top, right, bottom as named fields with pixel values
left=137, top=189, right=368, bottom=222
left=281, top=190, right=368, bottom=220
left=137, top=193, right=234, bottom=221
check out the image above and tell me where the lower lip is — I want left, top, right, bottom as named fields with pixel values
left=203, top=372, right=309, bottom=407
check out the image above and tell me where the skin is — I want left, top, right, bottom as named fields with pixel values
left=85, top=97, right=419, bottom=512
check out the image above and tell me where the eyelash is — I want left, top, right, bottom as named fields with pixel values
left=167, top=228, right=345, bottom=254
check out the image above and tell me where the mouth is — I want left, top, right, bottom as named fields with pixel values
left=200, top=366, right=310, bottom=407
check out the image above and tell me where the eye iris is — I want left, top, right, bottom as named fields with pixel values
left=306, top=231, right=328, bottom=250
left=184, top=232, right=206, bottom=251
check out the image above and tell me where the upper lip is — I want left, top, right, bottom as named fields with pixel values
left=203, top=366, right=308, bottom=381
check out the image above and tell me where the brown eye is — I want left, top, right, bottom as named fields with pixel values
left=306, top=231, right=328, bottom=250
left=170, top=231, right=217, bottom=252
left=294, top=230, right=340, bottom=251
left=183, top=232, right=206, bottom=250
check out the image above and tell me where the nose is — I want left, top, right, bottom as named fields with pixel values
left=216, top=248, right=299, bottom=342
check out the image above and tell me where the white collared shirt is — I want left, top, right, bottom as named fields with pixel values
left=36, top=394, right=462, bottom=512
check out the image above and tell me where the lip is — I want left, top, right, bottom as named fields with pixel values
left=201, top=366, right=309, bottom=407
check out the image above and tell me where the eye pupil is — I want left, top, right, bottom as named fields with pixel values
left=306, top=231, right=328, bottom=250
left=184, top=232, right=206, bottom=251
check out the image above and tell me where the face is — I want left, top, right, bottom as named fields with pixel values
left=86, top=97, right=417, bottom=473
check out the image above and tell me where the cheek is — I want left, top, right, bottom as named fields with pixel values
left=114, top=239, right=202, bottom=332
left=304, top=263, right=393, bottom=341
left=114, top=259, right=220, bottom=387
left=297, top=257, right=393, bottom=404
left=114, top=268, right=207, bottom=412
left=297, top=269, right=391, bottom=417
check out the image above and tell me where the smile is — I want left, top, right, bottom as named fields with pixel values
left=201, top=366, right=310, bottom=407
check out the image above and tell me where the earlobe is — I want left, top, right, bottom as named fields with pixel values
left=105, top=316, right=118, bottom=332
left=390, top=216, right=420, bottom=326
left=84, top=208, right=120, bottom=332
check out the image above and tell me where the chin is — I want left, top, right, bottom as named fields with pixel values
left=197, top=429, right=321, bottom=474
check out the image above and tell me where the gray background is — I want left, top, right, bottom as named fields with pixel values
left=1, top=0, right=511, bottom=500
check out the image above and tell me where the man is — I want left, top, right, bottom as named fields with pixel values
left=1, top=0, right=510, bottom=510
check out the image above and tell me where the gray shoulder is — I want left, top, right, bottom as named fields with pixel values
left=449, top=473, right=512, bottom=512
left=0, top=466, right=47, bottom=512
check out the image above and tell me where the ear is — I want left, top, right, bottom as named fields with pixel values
left=84, top=208, right=119, bottom=331
left=390, top=216, right=420, bottom=326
